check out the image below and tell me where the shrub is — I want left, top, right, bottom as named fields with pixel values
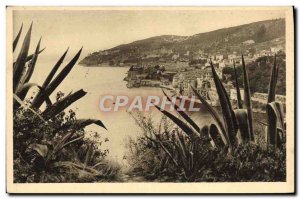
left=127, top=54, right=286, bottom=182
left=127, top=113, right=286, bottom=182
left=12, top=24, right=120, bottom=183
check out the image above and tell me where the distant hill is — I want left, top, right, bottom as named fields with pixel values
left=80, top=18, right=285, bottom=66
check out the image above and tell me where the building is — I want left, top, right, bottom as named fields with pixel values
left=242, top=40, right=255, bottom=45
left=127, top=65, right=144, bottom=79
left=173, top=67, right=216, bottom=97
left=216, top=54, right=224, bottom=61
left=161, top=71, right=177, bottom=81
left=270, top=47, right=283, bottom=53
left=259, top=50, right=273, bottom=57
left=228, top=54, right=237, bottom=62
left=172, top=53, right=180, bottom=60
left=172, top=75, right=180, bottom=88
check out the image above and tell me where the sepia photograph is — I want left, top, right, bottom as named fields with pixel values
left=6, top=6, right=294, bottom=193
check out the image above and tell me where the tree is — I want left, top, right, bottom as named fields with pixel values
left=226, top=56, right=286, bottom=95
left=255, top=25, right=267, bottom=42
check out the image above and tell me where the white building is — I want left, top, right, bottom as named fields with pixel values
left=242, top=40, right=255, bottom=45
left=270, top=47, right=283, bottom=53
left=216, top=54, right=224, bottom=61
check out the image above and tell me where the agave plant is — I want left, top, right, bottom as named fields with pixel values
left=13, top=24, right=106, bottom=130
left=265, top=55, right=286, bottom=147
left=154, top=53, right=285, bottom=161
left=130, top=112, right=216, bottom=181
left=13, top=24, right=109, bottom=182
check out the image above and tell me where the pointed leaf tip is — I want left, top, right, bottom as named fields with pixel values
left=13, top=23, right=24, bottom=52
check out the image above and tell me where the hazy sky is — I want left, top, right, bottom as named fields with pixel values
left=13, top=8, right=286, bottom=58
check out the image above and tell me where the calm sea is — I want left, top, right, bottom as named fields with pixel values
left=29, top=61, right=213, bottom=163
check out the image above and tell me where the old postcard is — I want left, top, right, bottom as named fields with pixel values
left=6, top=6, right=294, bottom=194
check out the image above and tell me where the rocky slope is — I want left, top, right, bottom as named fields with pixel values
left=80, top=18, right=285, bottom=66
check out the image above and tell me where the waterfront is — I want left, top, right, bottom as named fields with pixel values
left=29, top=62, right=213, bottom=163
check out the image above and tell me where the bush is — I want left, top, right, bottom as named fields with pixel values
left=12, top=24, right=120, bottom=183
left=13, top=92, right=120, bottom=183
left=127, top=113, right=286, bottom=182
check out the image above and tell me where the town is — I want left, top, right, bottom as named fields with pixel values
left=124, top=46, right=286, bottom=111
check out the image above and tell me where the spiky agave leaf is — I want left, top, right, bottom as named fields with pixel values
left=153, top=104, right=199, bottom=138
left=208, top=123, right=225, bottom=148
left=13, top=23, right=23, bottom=52
left=200, top=125, right=211, bottom=141
left=52, top=132, right=86, bottom=159
left=189, top=153, right=209, bottom=181
left=191, top=86, right=228, bottom=145
left=150, top=132, right=179, bottom=167
left=43, top=48, right=69, bottom=89
left=16, top=38, right=42, bottom=92
left=32, top=48, right=69, bottom=108
left=50, top=132, right=76, bottom=159
left=241, top=55, right=254, bottom=142
left=173, top=138, right=188, bottom=174
left=23, top=38, right=42, bottom=83
left=174, top=131, right=192, bottom=179
left=175, top=130, right=188, bottom=160
left=76, top=119, right=107, bottom=130
left=13, top=48, right=45, bottom=66
left=274, top=101, right=285, bottom=130
left=269, top=102, right=285, bottom=130
left=41, top=89, right=87, bottom=119
left=62, top=119, right=107, bottom=131
left=265, top=55, right=284, bottom=147
left=266, top=101, right=285, bottom=147
left=233, top=62, right=243, bottom=108
left=234, top=109, right=251, bottom=144
left=161, top=88, right=200, bottom=133
left=191, top=85, right=229, bottom=147
left=32, top=48, right=81, bottom=108
left=210, top=62, right=237, bottom=149
left=61, top=135, right=84, bottom=150
left=46, top=48, right=82, bottom=93
left=15, top=82, right=52, bottom=106
left=266, top=103, right=279, bottom=146
left=267, top=55, right=278, bottom=103
left=13, top=24, right=32, bottom=92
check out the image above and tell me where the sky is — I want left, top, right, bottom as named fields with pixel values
left=12, top=8, right=286, bottom=58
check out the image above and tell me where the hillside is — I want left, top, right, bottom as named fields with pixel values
left=79, top=18, right=285, bottom=66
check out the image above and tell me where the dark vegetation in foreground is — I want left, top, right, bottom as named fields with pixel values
left=13, top=24, right=120, bottom=183
left=127, top=54, right=286, bottom=182
left=12, top=23, right=286, bottom=183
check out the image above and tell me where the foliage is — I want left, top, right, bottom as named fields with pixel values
left=13, top=24, right=119, bottom=182
left=127, top=113, right=286, bottom=182
left=222, top=54, right=286, bottom=95
left=13, top=98, right=120, bottom=182
left=127, top=54, right=286, bottom=182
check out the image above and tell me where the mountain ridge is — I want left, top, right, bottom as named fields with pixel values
left=80, top=18, right=285, bottom=66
